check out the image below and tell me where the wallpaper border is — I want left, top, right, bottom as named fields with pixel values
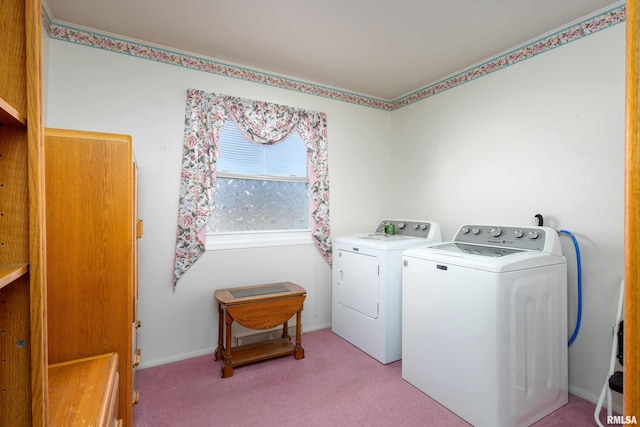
left=43, top=4, right=626, bottom=111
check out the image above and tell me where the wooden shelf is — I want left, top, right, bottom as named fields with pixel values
left=230, top=338, right=295, bottom=367
left=0, top=263, right=28, bottom=289
left=0, top=97, right=27, bottom=127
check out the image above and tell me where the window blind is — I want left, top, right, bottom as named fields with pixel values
left=217, top=119, right=307, bottom=180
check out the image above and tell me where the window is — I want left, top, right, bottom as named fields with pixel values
left=174, top=90, right=331, bottom=286
left=207, top=120, right=311, bottom=247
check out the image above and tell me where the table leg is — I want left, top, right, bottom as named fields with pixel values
left=221, top=311, right=234, bottom=378
left=282, top=321, right=290, bottom=340
left=293, top=307, right=304, bottom=360
left=214, top=303, right=224, bottom=361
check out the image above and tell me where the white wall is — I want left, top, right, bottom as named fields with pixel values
left=44, top=40, right=392, bottom=367
left=41, top=26, right=50, bottom=122
left=390, top=24, right=625, bottom=404
left=44, top=20, right=625, bottom=405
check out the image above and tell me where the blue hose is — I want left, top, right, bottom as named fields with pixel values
left=559, top=230, right=582, bottom=346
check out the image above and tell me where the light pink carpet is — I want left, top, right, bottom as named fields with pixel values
left=134, top=328, right=617, bottom=426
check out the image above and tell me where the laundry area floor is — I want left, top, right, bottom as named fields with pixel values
left=133, top=329, right=618, bottom=427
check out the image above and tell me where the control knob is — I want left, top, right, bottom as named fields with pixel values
left=398, top=222, right=406, bottom=229
left=472, top=227, right=481, bottom=235
left=413, top=224, right=419, bottom=230
left=461, top=226, right=470, bottom=234
left=420, top=224, right=427, bottom=230
left=489, top=227, right=502, bottom=237
left=514, top=230, right=524, bottom=238
left=528, top=231, right=539, bottom=239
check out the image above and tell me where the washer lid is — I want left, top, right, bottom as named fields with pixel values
left=403, top=242, right=565, bottom=272
left=431, top=242, right=526, bottom=258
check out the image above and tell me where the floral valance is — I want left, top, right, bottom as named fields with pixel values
left=173, top=89, right=331, bottom=287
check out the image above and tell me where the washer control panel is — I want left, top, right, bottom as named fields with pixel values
left=376, top=220, right=434, bottom=238
left=454, top=225, right=546, bottom=251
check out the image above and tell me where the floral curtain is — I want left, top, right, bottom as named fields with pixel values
left=173, top=89, right=331, bottom=287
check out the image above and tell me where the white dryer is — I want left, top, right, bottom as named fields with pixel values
left=402, top=224, right=568, bottom=427
left=332, top=220, right=441, bottom=364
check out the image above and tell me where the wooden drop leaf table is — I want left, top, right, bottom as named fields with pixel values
left=214, top=282, right=306, bottom=378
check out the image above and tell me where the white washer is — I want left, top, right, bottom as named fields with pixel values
left=402, top=224, right=568, bottom=427
left=332, top=220, right=442, bottom=364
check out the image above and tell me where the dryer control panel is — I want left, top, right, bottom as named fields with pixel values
left=377, top=219, right=439, bottom=238
left=454, top=225, right=547, bottom=251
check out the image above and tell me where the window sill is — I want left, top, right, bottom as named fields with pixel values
left=206, top=230, right=313, bottom=251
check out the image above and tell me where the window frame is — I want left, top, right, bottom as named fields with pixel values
left=206, top=229, right=313, bottom=250
left=205, top=120, right=312, bottom=251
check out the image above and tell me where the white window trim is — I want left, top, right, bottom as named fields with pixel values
left=206, top=229, right=313, bottom=250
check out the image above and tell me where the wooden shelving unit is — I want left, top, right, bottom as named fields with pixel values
left=0, top=0, right=47, bottom=425
left=2, top=2, right=137, bottom=425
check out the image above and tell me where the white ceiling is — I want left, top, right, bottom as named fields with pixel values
left=42, top=0, right=621, bottom=100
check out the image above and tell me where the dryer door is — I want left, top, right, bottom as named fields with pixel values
left=335, top=249, right=379, bottom=319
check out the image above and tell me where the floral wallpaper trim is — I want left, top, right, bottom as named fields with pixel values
left=391, top=5, right=626, bottom=110
left=43, top=5, right=625, bottom=111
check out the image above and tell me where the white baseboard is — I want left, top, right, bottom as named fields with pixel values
left=569, top=384, right=623, bottom=415
left=138, top=347, right=216, bottom=369
left=138, top=324, right=330, bottom=370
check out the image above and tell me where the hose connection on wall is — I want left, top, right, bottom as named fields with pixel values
left=558, top=229, right=582, bottom=347
left=530, top=213, right=582, bottom=346
left=533, top=214, right=544, bottom=226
